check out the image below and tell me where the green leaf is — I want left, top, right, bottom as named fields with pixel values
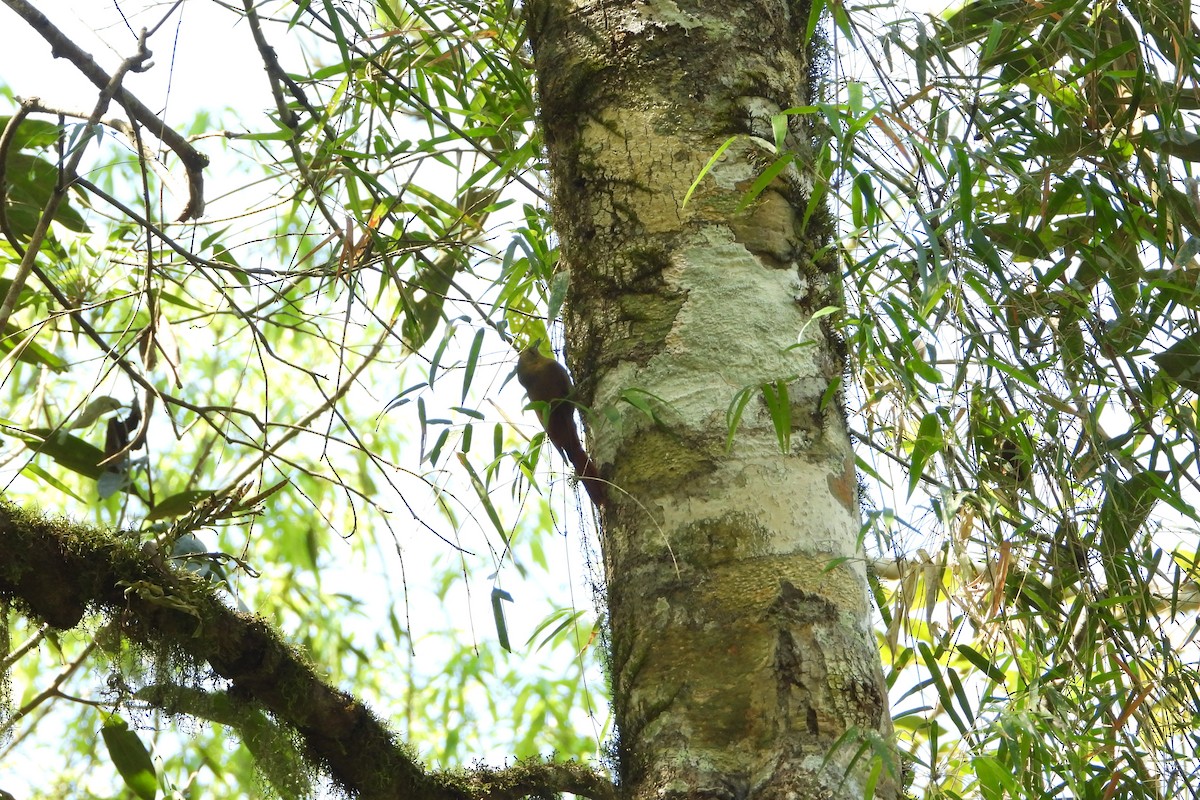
left=724, top=385, right=755, bottom=452
left=526, top=607, right=589, bottom=651
left=461, top=327, right=484, bottom=403
left=398, top=254, right=452, bottom=351
left=458, top=453, right=507, bottom=545
left=4, top=152, right=89, bottom=239
left=683, top=135, right=739, bottom=208
left=946, top=666, right=974, bottom=725
left=736, top=153, right=795, bottom=212
left=955, top=644, right=1007, bottom=683
left=972, top=755, right=1020, bottom=800
left=907, top=412, right=943, bottom=498
left=619, top=387, right=672, bottom=424
left=426, top=428, right=449, bottom=466
left=794, top=305, right=839, bottom=343
left=491, top=587, right=514, bottom=652
left=804, top=0, right=826, bottom=43
left=1152, top=334, right=1200, bottom=393
left=1098, top=469, right=1168, bottom=559
left=19, top=461, right=84, bottom=502
left=101, top=715, right=157, bottom=800
left=0, top=116, right=61, bottom=149
left=547, top=267, right=570, bottom=324
left=19, top=428, right=109, bottom=480
left=0, top=322, right=68, bottom=372
left=917, top=642, right=967, bottom=735
left=146, top=490, right=218, bottom=522
left=761, top=379, right=793, bottom=453
left=770, top=113, right=789, bottom=152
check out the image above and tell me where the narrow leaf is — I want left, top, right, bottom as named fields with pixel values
left=101, top=715, right=157, bottom=800
left=491, top=587, right=514, bottom=652
left=683, top=136, right=739, bottom=208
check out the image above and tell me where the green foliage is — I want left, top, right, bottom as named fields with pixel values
left=831, top=0, right=1200, bottom=795
left=100, top=715, right=157, bottom=800
left=0, top=1, right=603, bottom=797
left=0, top=128, right=91, bottom=242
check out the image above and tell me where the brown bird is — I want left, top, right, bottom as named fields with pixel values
left=516, top=344, right=606, bottom=507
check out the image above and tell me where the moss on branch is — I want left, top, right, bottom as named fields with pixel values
left=0, top=501, right=615, bottom=800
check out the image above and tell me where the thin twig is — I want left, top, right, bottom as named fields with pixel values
left=0, top=31, right=152, bottom=334
left=1, top=0, right=208, bottom=220
left=241, top=0, right=345, bottom=235
left=298, top=5, right=549, bottom=203
left=0, top=638, right=98, bottom=738
left=0, top=621, right=48, bottom=672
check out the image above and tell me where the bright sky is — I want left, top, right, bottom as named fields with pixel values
left=0, top=3, right=279, bottom=119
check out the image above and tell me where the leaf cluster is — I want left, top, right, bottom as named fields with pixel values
left=827, top=0, right=1200, bottom=795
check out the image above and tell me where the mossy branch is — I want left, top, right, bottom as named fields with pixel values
left=0, top=501, right=617, bottom=800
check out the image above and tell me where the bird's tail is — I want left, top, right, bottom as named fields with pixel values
left=563, top=441, right=607, bottom=507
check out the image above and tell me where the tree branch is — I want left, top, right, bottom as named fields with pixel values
left=0, top=35, right=152, bottom=335
left=0, top=502, right=616, bottom=800
left=0, top=0, right=208, bottom=220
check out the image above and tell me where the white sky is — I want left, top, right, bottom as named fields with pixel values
left=0, top=3, right=279, bottom=120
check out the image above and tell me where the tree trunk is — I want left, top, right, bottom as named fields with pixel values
left=527, top=1, right=897, bottom=798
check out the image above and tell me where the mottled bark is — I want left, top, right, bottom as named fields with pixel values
left=527, top=0, right=897, bottom=798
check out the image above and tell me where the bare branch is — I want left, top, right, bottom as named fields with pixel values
left=0, top=34, right=153, bottom=333
left=0, top=0, right=208, bottom=220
